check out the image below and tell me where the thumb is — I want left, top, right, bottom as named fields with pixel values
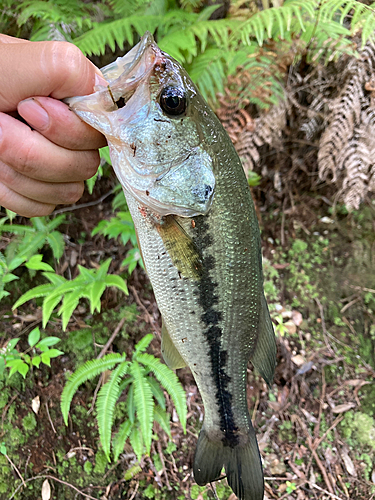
left=0, top=36, right=103, bottom=112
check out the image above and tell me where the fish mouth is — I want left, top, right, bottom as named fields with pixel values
left=97, top=32, right=162, bottom=106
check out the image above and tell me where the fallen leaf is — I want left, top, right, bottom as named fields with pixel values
left=291, top=354, right=305, bottom=367
left=301, top=408, right=318, bottom=424
left=292, top=310, right=303, bottom=326
left=285, top=320, right=297, bottom=335
left=42, top=479, right=51, bottom=500
left=371, top=469, right=375, bottom=484
left=341, top=448, right=357, bottom=477
left=296, top=361, right=314, bottom=376
left=332, top=402, right=356, bottom=413
left=32, top=395, right=40, bottom=415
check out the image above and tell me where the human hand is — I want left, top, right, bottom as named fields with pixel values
left=0, top=35, right=108, bottom=217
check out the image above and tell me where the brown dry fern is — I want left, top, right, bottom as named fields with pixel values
left=318, top=42, right=375, bottom=209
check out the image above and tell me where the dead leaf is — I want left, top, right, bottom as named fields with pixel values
left=371, top=469, right=375, bottom=484
left=32, top=395, right=40, bottom=415
left=344, top=379, right=370, bottom=388
left=284, top=320, right=297, bottom=335
left=341, top=448, right=357, bottom=477
left=301, top=408, right=318, bottom=423
left=292, top=310, right=303, bottom=326
left=332, top=402, right=356, bottom=413
left=291, top=354, right=305, bottom=367
left=42, top=479, right=51, bottom=500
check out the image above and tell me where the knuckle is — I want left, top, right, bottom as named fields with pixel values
left=49, top=41, right=88, bottom=88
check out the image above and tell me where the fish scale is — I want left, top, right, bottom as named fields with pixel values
left=66, top=32, right=276, bottom=500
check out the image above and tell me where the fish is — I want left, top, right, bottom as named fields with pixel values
left=66, top=32, right=276, bottom=500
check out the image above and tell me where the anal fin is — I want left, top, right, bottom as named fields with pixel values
left=161, top=320, right=186, bottom=369
left=251, top=293, right=277, bottom=387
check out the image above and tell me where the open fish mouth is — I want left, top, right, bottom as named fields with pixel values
left=66, top=32, right=216, bottom=218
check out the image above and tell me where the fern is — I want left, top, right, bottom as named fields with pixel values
left=130, top=361, right=154, bottom=453
left=136, top=352, right=187, bottom=432
left=60, top=334, right=187, bottom=462
left=113, top=419, right=133, bottom=461
left=74, top=14, right=161, bottom=55
left=97, top=361, right=130, bottom=460
left=60, top=353, right=127, bottom=425
left=13, top=258, right=128, bottom=329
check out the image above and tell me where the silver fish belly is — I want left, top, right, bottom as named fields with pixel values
left=66, top=32, right=276, bottom=500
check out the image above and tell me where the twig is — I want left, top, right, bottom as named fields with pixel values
left=97, top=316, right=127, bottom=359
left=88, top=373, right=103, bottom=415
left=9, top=474, right=98, bottom=500
left=315, top=298, right=335, bottom=355
left=297, top=417, right=334, bottom=495
left=157, top=441, right=172, bottom=490
left=314, top=415, right=344, bottom=449
left=51, top=189, right=114, bottom=215
left=4, top=452, right=26, bottom=487
left=128, top=481, right=139, bottom=500
left=308, top=480, right=346, bottom=500
left=340, top=296, right=361, bottom=313
left=129, top=285, right=156, bottom=327
left=45, top=401, right=56, bottom=434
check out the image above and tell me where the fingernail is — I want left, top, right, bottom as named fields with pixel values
left=18, top=98, right=49, bottom=130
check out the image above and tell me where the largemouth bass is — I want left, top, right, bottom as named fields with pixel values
left=67, top=32, right=276, bottom=500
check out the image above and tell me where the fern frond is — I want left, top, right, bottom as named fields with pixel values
left=113, top=419, right=133, bottom=462
left=134, top=333, right=153, bottom=354
left=129, top=361, right=154, bottom=454
left=73, top=15, right=161, bottom=56
left=136, top=353, right=187, bottom=432
left=96, top=361, right=130, bottom=461
left=129, top=426, right=144, bottom=462
left=61, top=354, right=127, bottom=425
left=154, top=406, right=171, bottom=438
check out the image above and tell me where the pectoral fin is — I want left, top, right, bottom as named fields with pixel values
left=157, top=215, right=203, bottom=280
left=251, top=293, right=277, bottom=388
left=161, top=320, right=186, bottom=369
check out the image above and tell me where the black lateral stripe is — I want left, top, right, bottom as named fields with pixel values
left=193, top=217, right=239, bottom=448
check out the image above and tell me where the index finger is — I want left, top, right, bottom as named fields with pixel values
left=0, top=38, right=101, bottom=112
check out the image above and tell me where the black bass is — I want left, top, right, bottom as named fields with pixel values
left=67, top=32, right=276, bottom=500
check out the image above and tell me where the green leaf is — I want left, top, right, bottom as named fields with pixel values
left=46, top=231, right=65, bottom=260
left=88, top=281, right=106, bottom=314
left=137, top=353, right=187, bottom=432
left=147, top=376, right=166, bottom=411
left=96, top=361, right=129, bottom=461
left=28, top=327, right=40, bottom=347
left=36, top=337, right=61, bottom=349
left=42, top=294, right=63, bottom=328
left=134, top=334, right=153, bottom=354
left=129, top=426, right=144, bottom=462
left=60, top=354, right=127, bottom=425
left=113, top=419, right=133, bottom=462
left=104, top=275, right=128, bottom=295
left=25, top=254, right=54, bottom=272
left=2, top=273, right=18, bottom=284
left=6, top=338, right=20, bottom=351
left=12, top=283, right=55, bottom=309
left=32, top=356, right=41, bottom=368
left=8, top=359, right=29, bottom=378
left=130, top=361, right=154, bottom=454
left=154, top=406, right=171, bottom=438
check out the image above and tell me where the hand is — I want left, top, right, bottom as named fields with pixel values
left=0, top=35, right=108, bottom=217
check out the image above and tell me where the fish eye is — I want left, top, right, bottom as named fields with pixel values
left=159, top=86, right=187, bottom=116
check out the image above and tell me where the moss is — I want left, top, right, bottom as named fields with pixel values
left=94, top=449, right=108, bottom=475
left=22, top=413, right=37, bottom=432
left=83, top=460, right=93, bottom=474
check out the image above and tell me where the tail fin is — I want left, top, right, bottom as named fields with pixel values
left=193, top=428, right=264, bottom=500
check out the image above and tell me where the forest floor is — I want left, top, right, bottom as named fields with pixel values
left=0, top=173, right=374, bottom=500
